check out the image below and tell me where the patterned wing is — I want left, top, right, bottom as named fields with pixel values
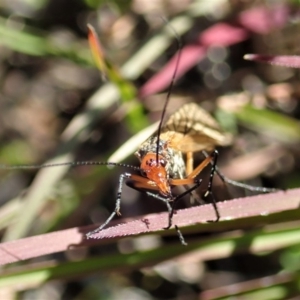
left=160, top=103, right=233, bottom=152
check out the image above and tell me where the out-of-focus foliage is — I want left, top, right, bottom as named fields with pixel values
left=0, top=0, right=300, bottom=299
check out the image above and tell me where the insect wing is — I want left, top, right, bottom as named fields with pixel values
left=161, top=103, right=233, bottom=152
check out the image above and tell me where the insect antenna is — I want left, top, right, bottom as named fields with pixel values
left=0, top=161, right=141, bottom=172
left=155, top=18, right=182, bottom=163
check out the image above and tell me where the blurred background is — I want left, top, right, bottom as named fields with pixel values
left=0, top=0, right=300, bottom=299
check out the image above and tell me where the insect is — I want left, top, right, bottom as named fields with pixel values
left=83, top=100, right=234, bottom=244
left=0, top=23, right=275, bottom=245
left=132, top=103, right=233, bottom=226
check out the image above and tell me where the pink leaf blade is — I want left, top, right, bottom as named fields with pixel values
left=139, top=22, right=248, bottom=99
left=0, top=225, right=95, bottom=265
left=238, top=4, right=289, bottom=34
left=244, top=54, right=300, bottom=68
left=139, top=45, right=205, bottom=98
left=89, top=189, right=300, bottom=239
left=1, top=188, right=299, bottom=266
left=199, top=23, right=248, bottom=47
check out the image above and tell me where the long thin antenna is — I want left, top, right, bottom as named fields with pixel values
left=155, top=18, right=182, bottom=163
left=0, top=161, right=141, bottom=171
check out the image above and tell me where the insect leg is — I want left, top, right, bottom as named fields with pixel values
left=156, top=178, right=203, bottom=246
left=202, top=150, right=279, bottom=193
left=143, top=192, right=175, bottom=228
left=203, top=150, right=220, bottom=222
left=86, top=172, right=131, bottom=238
left=175, top=226, right=187, bottom=246
left=170, top=152, right=220, bottom=222
left=142, top=192, right=187, bottom=245
left=186, top=151, right=194, bottom=175
left=145, top=192, right=172, bottom=211
left=127, top=174, right=160, bottom=192
left=126, top=174, right=189, bottom=244
left=166, top=178, right=203, bottom=230
left=169, top=154, right=213, bottom=187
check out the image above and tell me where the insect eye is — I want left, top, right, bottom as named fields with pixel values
left=160, top=159, right=166, bottom=167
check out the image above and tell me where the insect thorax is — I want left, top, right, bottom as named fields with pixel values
left=135, top=136, right=186, bottom=179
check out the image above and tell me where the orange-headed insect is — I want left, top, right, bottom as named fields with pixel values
left=132, top=103, right=233, bottom=230
left=84, top=100, right=234, bottom=244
